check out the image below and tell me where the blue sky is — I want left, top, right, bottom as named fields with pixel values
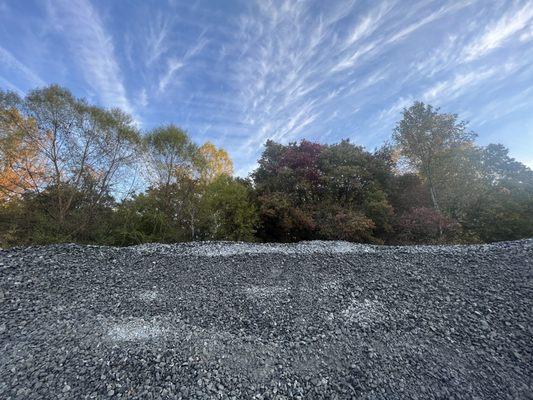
left=1, top=0, right=532, bottom=175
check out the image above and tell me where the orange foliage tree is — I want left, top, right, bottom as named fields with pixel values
left=0, top=107, right=46, bottom=201
left=198, top=142, right=233, bottom=183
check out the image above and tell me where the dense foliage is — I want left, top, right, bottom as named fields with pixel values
left=1, top=86, right=532, bottom=246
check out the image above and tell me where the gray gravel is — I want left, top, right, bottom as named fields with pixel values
left=1, top=240, right=532, bottom=399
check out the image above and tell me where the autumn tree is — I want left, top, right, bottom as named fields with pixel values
left=2, top=85, right=532, bottom=247
left=0, top=85, right=141, bottom=242
left=253, top=139, right=394, bottom=243
left=395, top=207, right=461, bottom=244
left=253, top=140, right=323, bottom=241
left=0, top=106, right=45, bottom=200
left=23, top=86, right=141, bottom=228
left=198, top=141, right=233, bottom=183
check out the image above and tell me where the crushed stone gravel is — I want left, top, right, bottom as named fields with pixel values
left=1, top=240, right=532, bottom=399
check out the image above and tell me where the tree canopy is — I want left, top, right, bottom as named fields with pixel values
left=1, top=85, right=531, bottom=246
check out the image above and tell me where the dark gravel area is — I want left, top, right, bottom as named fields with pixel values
left=1, top=240, right=532, bottom=399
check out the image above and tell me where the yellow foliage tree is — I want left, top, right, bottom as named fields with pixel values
left=0, top=108, right=45, bottom=201
left=198, top=142, right=233, bottom=183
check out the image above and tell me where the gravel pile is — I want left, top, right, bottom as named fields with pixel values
left=1, top=240, right=532, bottom=399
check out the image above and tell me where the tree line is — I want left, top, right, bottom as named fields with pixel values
left=1, top=85, right=532, bottom=246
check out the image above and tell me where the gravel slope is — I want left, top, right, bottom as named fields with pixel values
left=1, top=240, right=532, bottom=399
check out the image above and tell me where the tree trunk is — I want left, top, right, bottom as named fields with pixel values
left=429, top=182, right=439, bottom=211
left=425, top=164, right=440, bottom=211
left=190, top=209, right=195, bottom=240
left=425, top=165, right=443, bottom=238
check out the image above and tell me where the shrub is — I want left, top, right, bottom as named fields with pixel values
left=395, top=207, right=461, bottom=244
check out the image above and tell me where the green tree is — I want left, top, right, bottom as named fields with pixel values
left=393, top=102, right=476, bottom=211
left=463, top=144, right=533, bottom=242
left=198, top=176, right=258, bottom=241
left=431, top=144, right=487, bottom=223
left=257, top=192, right=316, bottom=242
left=142, top=125, right=205, bottom=239
left=1, top=180, right=115, bottom=245
left=143, top=125, right=201, bottom=187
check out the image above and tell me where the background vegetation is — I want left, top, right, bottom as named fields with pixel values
left=1, top=85, right=532, bottom=246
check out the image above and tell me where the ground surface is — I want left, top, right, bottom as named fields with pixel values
left=1, top=240, right=532, bottom=399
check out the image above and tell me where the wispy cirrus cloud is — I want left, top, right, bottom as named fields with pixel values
left=466, top=82, right=533, bottom=125
left=422, top=67, right=499, bottom=102
left=228, top=0, right=396, bottom=159
left=3, top=0, right=532, bottom=174
left=145, top=13, right=172, bottom=66
left=46, top=0, right=134, bottom=116
left=373, top=96, right=414, bottom=128
left=464, top=1, right=533, bottom=61
left=0, top=46, right=45, bottom=91
left=157, top=34, right=208, bottom=93
left=157, top=0, right=533, bottom=176
left=221, top=0, right=482, bottom=172
left=343, top=1, right=393, bottom=48
left=385, top=1, right=473, bottom=45
left=413, top=34, right=461, bottom=77
left=158, top=59, right=185, bottom=93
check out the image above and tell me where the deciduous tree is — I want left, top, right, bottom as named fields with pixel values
left=393, top=102, right=476, bottom=211
left=143, top=125, right=200, bottom=186
left=199, top=176, right=258, bottom=241
left=0, top=107, right=45, bottom=200
left=198, top=142, right=233, bottom=183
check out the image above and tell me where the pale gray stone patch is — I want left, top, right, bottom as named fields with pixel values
left=322, top=279, right=340, bottom=291
left=131, top=239, right=520, bottom=257
left=341, top=298, right=384, bottom=327
left=107, top=318, right=165, bottom=341
left=138, top=290, right=159, bottom=302
left=132, top=240, right=378, bottom=257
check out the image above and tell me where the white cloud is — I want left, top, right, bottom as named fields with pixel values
left=47, top=0, right=134, bottom=116
left=216, top=0, right=486, bottom=173
left=519, top=25, right=533, bottom=42
left=468, top=86, right=533, bottom=126
left=423, top=69, right=494, bottom=101
left=56, top=0, right=526, bottom=177
left=0, top=45, right=45, bottom=88
left=146, top=13, right=172, bottom=66
left=158, top=58, right=184, bottom=92
left=137, top=88, right=148, bottom=108
left=464, top=1, right=533, bottom=61
left=344, top=1, right=393, bottom=48
left=229, top=0, right=396, bottom=158
left=157, top=35, right=208, bottom=93
left=331, top=42, right=378, bottom=73
left=414, top=35, right=460, bottom=77
left=385, top=1, right=472, bottom=45
left=422, top=62, right=519, bottom=102
left=374, top=96, right=413, bottom=127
